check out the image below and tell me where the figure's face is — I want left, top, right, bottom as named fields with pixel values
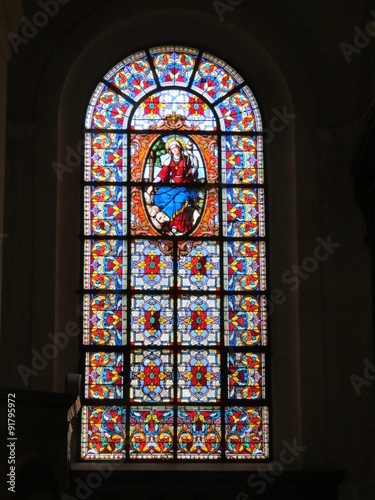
left=148, top=205, right=160, bottom=217
left=170, top=144, right=181, bottom=157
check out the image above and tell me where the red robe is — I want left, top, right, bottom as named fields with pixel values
left=158, top=156, right=197, bottom=184
left=156, top=155, right=197, bottom=233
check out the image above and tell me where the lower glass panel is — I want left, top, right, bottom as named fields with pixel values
left=129, top=407, right=174, bottom=459
left=81, top=406, right=126, bottom=460
left=225, top=406, right=269, bottom=459
left=81, top=405, right=269, bottom=460
left=177, top=407, right=221, bottom=459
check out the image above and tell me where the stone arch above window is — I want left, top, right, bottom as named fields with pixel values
left=81, top=46, right=268, bottom=461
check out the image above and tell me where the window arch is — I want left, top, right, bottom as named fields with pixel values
left=81, top=46, right=268, bottom=461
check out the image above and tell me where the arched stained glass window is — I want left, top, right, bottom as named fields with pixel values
left=81, top=46, right=269, bottom=461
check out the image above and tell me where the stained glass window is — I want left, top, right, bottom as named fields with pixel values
left=82, top=47, right=269, bottom=461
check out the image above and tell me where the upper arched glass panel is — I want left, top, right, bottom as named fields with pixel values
left=104, top=50, right=157, bottom=101
left=86, top=48, right=262, bottom=133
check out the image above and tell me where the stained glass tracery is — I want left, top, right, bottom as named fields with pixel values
left=82, top=46, right=268, bottom=461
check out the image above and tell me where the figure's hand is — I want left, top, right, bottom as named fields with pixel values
left=192, top=155, right=198, bottom=168
left=146, top=185, right=153, bottom=196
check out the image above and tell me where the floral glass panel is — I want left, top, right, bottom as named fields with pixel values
left=223, top=188, right=265, bottom=238
left=224, top=241, right=266, bottom=291
left=222, top=135, right=263, bottom=184
left=216, top=86, right=262, bottom=132
left=177, top=295, right=220, bottom=346
left=177, top=350, right=221, bottom=402
left=131, top=90, right=217, bottom=131
left=85, top=133, right=127, bottom=183
left=224, top=295, right=267, bottom=347
left=81, top=406, right=126, bottom=460
left=129, top=407, right=174, bottom=459
left=84, top=186, right=127, bottom=237
left=130, top=350, right=174, bottom=402
left=104, top=51, right=157, bottom=101
left=177, top=241, right=220, bottom=291
left=84, top=240, right=127, bottom=290
left=130, top=240, right=174, bottom=290
left=85, top=83, right=133, bottom=130
left=83, top=294, right=126, bottom=346
left=192, top=53, right=243, bottom=103
left=228, top=352, right=266, bottom=400
left=85, top=352, right=124, bottom=399
left=225, top=406, right=269, bottom=459
left=131, top=295, right=174, bottom=346
left=150, top=46, right=198, bottom=87
left=177, top=407, right=221, bottom=459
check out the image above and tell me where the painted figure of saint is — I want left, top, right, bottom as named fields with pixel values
left=146, top=137, right=203, bottom=235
